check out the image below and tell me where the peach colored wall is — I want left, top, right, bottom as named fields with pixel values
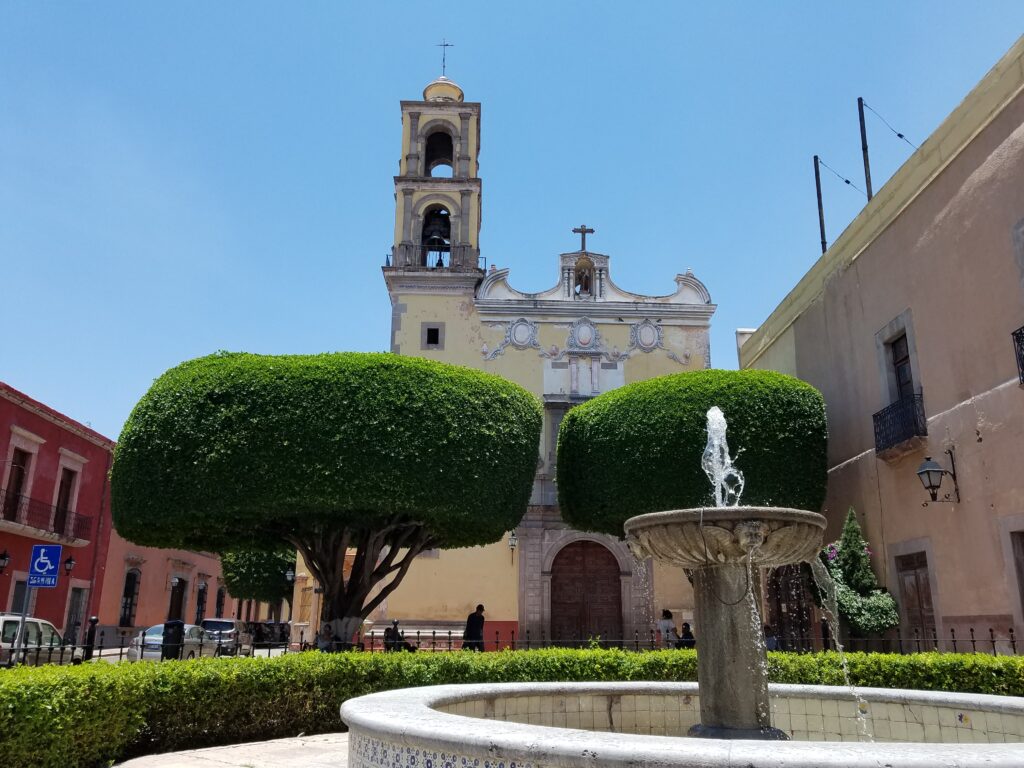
left=741, top=39, right=1024, bottom=644
left=97, top=527, right=240, bottom=640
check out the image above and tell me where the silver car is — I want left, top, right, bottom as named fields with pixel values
left=200, top=618, right=254, bottom=656
left=126, top=623, right=220, bottom=661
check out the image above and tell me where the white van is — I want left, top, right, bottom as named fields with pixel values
left=0, top=612, right=82, bottom=665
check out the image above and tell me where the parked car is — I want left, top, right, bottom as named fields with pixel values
left=0, top=612, right=82, bottom=666
left=126, top=623, right=220, bottom=661
left=200, top=618, right=254, bottom=656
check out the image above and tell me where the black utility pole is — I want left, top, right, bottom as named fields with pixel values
left=858, top=97, right=874, bottom=200
left=813, top=155, right=827, bottom=254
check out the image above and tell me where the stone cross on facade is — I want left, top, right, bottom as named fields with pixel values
left=572, top=224, right=595, bottom=251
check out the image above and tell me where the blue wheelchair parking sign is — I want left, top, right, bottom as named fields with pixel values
left=28, top=544, right=62, bottom=588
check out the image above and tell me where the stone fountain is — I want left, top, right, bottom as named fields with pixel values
left=624, top=406, right=826, bottom=739
left=342, top=405, right=1024, bottom=766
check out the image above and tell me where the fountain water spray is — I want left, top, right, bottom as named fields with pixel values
left=702, top=406, right=745, bottom=508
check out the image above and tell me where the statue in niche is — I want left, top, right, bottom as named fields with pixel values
left=574, top=257, right=594, bottom=297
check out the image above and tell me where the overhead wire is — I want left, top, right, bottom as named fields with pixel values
left=862, top=101, right=919, bottom=150
left=817, top=158, right=867, bottom=197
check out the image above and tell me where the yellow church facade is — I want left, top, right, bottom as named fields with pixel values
left=291, top=76, right=716, bottom=647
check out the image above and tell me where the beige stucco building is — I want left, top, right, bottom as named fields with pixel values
left=739, top=37, right=1024, bottom=651
left=291, top=76, right=716, bottom=647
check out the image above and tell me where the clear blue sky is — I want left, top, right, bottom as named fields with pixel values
left=2, top=4, right=1022, bottom=439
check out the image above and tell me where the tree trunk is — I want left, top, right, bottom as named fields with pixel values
left=289, top=521, right=434, bottom=648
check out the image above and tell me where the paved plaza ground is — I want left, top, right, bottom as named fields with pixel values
left=116, top=733, right=349, bottom=767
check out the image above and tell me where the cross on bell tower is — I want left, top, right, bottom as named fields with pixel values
left=572, top=224, right=595, bottom=252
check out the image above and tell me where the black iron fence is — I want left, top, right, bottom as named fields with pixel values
left=1013, top=324, right=1024, bottom=386
left=0, top=487, right=92, bottom=540
left=872, top=393, right=927, bottom=453
left=6, top=625, right=1023, bottom=668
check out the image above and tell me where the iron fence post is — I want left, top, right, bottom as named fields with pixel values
left=1010, top=627, right=1017, bottom=655
left=448, top=630, right=452, bottom=651
left=950, top=627, right=957, bottom=653
left=990, top=627, right=998, bottom=656
left=970, top=627, right=977, bottom=652
left=914, top=627, right=921, bottom=653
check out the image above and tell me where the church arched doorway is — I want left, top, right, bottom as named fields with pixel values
left=549, top=541, right=622, bottom=645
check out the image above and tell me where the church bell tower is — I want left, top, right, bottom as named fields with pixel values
left=388, top=76, right=482, bottom=271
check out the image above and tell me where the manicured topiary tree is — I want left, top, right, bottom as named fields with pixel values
left=112, top=352, right=542, bottom=640
left=557, top=369, right=828, bottom=535
left=220, top=547, right=296, bottom=621
left=821, top=509, right=899, bottom=637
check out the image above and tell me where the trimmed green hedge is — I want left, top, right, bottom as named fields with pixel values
left=3, top=649, right=1024, bottom=767
left=557, top=369, right=828, bottom=536
left=112, top=352, right=543, bottom=551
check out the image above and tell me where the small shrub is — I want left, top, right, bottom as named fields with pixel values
left=1, top=648, right=1022, bottom=768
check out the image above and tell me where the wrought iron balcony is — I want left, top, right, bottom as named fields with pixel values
left=0, top=487, right=93, bottom=542
left=1013, top=324, right=1024, bottom=386
left=873, top=393, right=927, bottom=454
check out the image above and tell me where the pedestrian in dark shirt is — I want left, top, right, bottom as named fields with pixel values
left=677, top=622, right=696, bottom=649
left=463, top=604, right=485, bottom=651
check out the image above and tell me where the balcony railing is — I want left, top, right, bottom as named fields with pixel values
left=1013, top=325, right=1024, bottom=386
left=0, top=487, right=93, bottom=541
left=873, top=393, right=927, bottom=454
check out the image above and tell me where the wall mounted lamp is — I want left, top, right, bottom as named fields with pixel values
left=508, top=530, right=518, bottom=564
left=285, top=567, right=295, bottom=583
left=64, top=556, right=76, bottom=574
left=916, top=448, right=960, bottom=505
left=0, top=549, right=9, bottom=575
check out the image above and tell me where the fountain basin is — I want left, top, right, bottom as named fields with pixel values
left=341, top=681, right=1024, bottom=767
left=623, top=506, right=827, bottom=567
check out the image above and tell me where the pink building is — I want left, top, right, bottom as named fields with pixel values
left=1, top=380, right=252, bottom=644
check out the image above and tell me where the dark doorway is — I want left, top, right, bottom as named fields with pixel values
left=766, top=564, right=817, bottom=651
left=167, top=578, right=187, bottom=621
left=2, top=449, right=31, bottom=521
left=896, top=551, right=935, bottom=639
left=550, top=541, right=623, bottom=644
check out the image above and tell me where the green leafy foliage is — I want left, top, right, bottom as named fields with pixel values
left=821, top=509, right=900, bottom=636
left=112, top=352, right=542, bottom=551
left=3, top=649, right=1023, bottom=767
left=556, top=369, right=828, bottom=535
left=220, top=547, right=296, bottom=605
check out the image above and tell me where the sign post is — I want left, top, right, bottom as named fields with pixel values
left=13, top=544, right=62, bottom=665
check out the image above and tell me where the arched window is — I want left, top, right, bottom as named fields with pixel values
left=215, top=587, right=226, bottom=618
left=119, top=569, right=141, bottom=627
left=424, top=130, right=454, bottom=177
left=420, top=205, right=452, bottom=268
left=574, top=257, right=595, bottom=297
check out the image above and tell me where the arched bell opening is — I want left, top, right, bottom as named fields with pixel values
left=420, top=205, right=452, bottom=268
left=424, top=130, right=455, bottom=177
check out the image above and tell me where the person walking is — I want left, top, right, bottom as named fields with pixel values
left=463, top=604, right=485, bottom=651
left=764, top=624, right=780, bottom=651
left=656, top=609, right=680, bottom=649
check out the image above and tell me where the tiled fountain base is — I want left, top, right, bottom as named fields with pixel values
left=342, top=682, right=1024, bottom=768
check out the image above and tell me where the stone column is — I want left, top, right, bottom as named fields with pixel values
left=406, top=112, right=421, bottom=176
left=458, top=112, right=471, bottom=177
left=401, top=189, right=415, bottom=248
left=688, top=565, right=786, bottom=740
